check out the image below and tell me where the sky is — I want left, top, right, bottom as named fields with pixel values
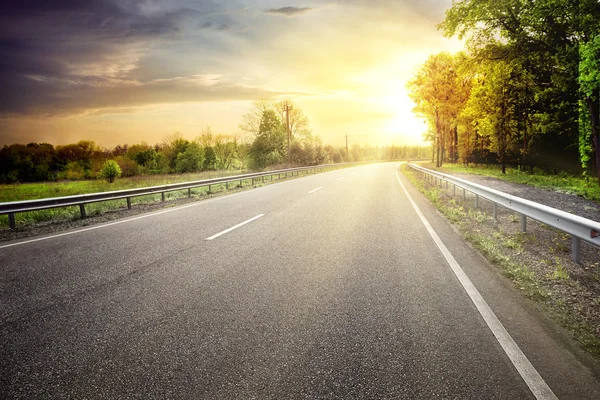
left=0, top=0, right=463, bottom=149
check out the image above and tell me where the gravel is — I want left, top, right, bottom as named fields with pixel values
left=405, top=166, right=600, bottom=355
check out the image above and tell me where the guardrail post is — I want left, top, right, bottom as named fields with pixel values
left=161, top=192, right=165, bottom=202
left=8, top=213, right=16, bottom=230
left=126, top=197, right=132, bottom=209
left=571, top=236, right=581, bottom=264
left=493, top=202, right=498, bottom=220
left=188, top=188, right=191, bottom=198
left=239, top=180, right=242, bottom=187
left=226, top=182, right=229, bottom=190
left=262, top=176, right=265, bottom=183
left=520, top=214, right=527, bottom=232
left=453, top=184, right=456, bottom=196
left=445, top=180, right=448, bottom=189
left=208, top=185, right=212, bottom=193
left=475, top=194, right=479, bottom=209
left=79, top=204, right=86, bottom=219
left=463, top=188, right=466, bottom=202
left=252, top=178, right=255, bottom=186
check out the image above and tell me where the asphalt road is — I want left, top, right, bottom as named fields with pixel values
left=1, top=163, right=599, bottom=399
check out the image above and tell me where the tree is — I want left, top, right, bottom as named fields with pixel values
left=213, top=134, right=239, bottom=169
left=440, top=0, right=600, bottom=175
left=161, top=132, right=189, bottom=172
left=133, top=148, right=158, bottom=168
left=203, top=146, right=217, bottom=171
left=579, top=34, right=600, bottom=180
left=277, top=99, right=312, bottom=143
left=465, top=60, right=525, bottom=173
left=240, top=98, right=311, bottom=142
left=175, top=142, right=205, bottom=173
left=407, top=52, right=467, bottom=167
left=249, top=110, right=286, bottom=169
left=99, top=160, right=122, bottom=183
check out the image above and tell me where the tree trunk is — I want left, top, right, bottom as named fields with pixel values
left=586, top=93, right=600, bottom=183
left=436, top=135, right=441, bottom=167
left=454, top=126, right=458, bottom=163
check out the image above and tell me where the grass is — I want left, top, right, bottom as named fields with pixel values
left=549, top=259, right=570, bottom=281
left=0, top=169, right=295, bottom=228
left=0, top=164, right=358, bottom=229
left=401, top=163, right=600, bottom=355
left=0, top=169, right=248, bottom=203
left=433, top=163, right=600, bottom=202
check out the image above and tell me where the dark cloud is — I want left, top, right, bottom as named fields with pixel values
left=265, top=6, right=314, bottom=17
left=0, top=0, right=220, bottom=115
left=0, top=74, right=281, bottom=116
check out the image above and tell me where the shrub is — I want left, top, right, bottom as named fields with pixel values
left=99, top=159, right=122, bottom=183
left=115, top=156, right=139, bottom=177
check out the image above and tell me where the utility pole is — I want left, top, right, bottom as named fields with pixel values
left=284, top=103, right=293, bottom=167
left=345, top=134, right=349, bottom=161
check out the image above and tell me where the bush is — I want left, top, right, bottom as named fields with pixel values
left=115, top=156, right=139, bottom=177
left=99, top=159, right=122, bottom=183
left=58, top=161, right=87, bottom=180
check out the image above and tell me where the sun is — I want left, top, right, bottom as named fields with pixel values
left=379, top=89, right=427, bottom=145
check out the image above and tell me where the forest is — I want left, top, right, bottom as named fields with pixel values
left=407, top=0, right=600, bottom=180
left=0, top=99, right=428, bottom=184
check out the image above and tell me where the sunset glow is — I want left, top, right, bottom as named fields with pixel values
left=0, top=1, right=463, bottom=148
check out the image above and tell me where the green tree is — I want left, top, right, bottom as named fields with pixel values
left=440, top=0, right=600, bottom=174
left=579, top=34, right=600, bottom=180
left=175, top=142, right=205, bottom=173
left=249, top=110, right=286, bottom=169
left=162, top=132, right=189, bottom=172
left=99, top=159, right=122, bottom=183
left=203, top=146, right=218, bottom=171
left=407, top=52, right=467, bottom=167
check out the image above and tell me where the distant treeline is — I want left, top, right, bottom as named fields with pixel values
left=1, top=97, right=429, bottom=184
left=0, top=135, right=428, bottom=184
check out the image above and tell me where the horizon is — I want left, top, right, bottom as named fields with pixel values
left=0, top=1, right=463, bottom=149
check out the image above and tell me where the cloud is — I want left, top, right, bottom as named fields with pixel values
left=265, top=6, right=314, bottom=17
left=0, top=0, right=219, bottom=115
left=0, top=73, right=286, bottom=116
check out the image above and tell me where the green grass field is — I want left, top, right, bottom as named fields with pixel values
left=0, top=166, right=343, bottom=229
left=0, top=170, right=257, bottom=228
left=0, top=169, right=247, bottom=203
left=429, top=163, right=600, bottom=203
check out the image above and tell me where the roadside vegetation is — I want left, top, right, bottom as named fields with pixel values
left=407, top=0, right=600, bottom=185
left=432, top=163, right=600, bottom=202
left=402, top=164, right=600, bottom=356
left=0, top=166, right=342, bottom=229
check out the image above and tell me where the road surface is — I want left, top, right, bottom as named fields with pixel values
left=1, top=163, right=599, bottom=399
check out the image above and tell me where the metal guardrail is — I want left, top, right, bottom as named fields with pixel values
left=0, top=164, right=349, bottom=230
left=407, top=164, right=600, bottom=264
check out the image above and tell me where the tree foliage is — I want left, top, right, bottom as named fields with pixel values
left=99, top=160, right=122, bottom=183
left=406, top=0, right=600, bottom=178
left=249, top=110, right=286, bottom=169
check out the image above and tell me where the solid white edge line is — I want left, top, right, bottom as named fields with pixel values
left=395, top=168, right=557, bottom=400
left=308, top=187, right=323, bottom=194
left=205, top=214, right=264, bottom=241
left=337, top=177, right=345, bottom=181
